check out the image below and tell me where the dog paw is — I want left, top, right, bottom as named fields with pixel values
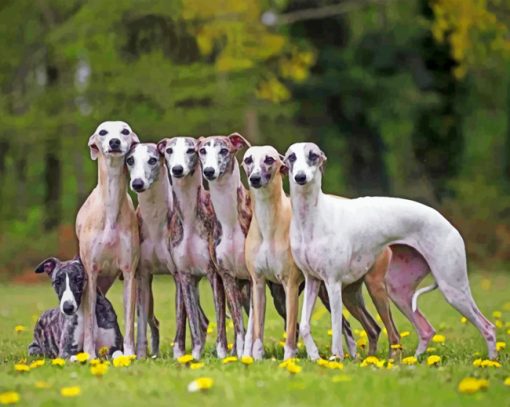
left=252, top=339, right=264, bottom=360
left=216, top=344, right=228, bottom=359
left=284, top=345, right=297, bottom=360
left=192, top=347, right=203, bottom=361
left=112, top=350, right=124, bottom=360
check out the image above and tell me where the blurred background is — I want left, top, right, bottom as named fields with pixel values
left=0, top=0, right=510, bottom=279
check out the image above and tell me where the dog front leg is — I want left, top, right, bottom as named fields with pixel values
left=325, top=280, right=344, bottom=360
left=136, top=270, right=151, bottom=358
left=83, top=272, right=98, bottom=358
left=181, top=274, right=206, bottom=360
left=173, top=276, right=186, bottom=358
left=222, top=273, right=245, bottom=357
left=284, top=278, right=300, bottom=360
left=208, top=269, right=227, bottom=358
left=247, top=275, right=265, bottom=359
left=299, top=276, right=320, bottom=361
left=122, top=270, right=137, bottom=356
left=147, top=277, right=161, bottom=357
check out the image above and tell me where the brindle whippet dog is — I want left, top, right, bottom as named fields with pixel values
left=76, top=121, right=140, bottom=358
left=158, top=137, right=228, bottom=360
left=285, top=142, right=497, bottom=360
left=29, top=257, right=123, bottom=359
left=242, top=146, right=395, bottom=360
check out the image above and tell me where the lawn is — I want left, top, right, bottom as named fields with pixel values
left=0, top=272, right=509, bottom=407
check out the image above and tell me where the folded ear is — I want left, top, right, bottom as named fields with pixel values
left=130, top=132, right=140, bottom=147
left=88, top=134, right=99, bottom=160
left=157, top=139, right=168, bottom=156
left=277, top=154, right=288, bottom=175
left=35, top=257, right=60, bottom=276
left=319, top=149, right=327, bottom=174
left=228, top=132, right=250, bottom=152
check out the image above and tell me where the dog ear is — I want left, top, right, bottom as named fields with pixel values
left=88, top=134, right=99, bottom=160
left=228, top=132, right=250, bottom=152
left=319, top=149, right=328, bottom=174
left=35, top=257, right=60, bottom=276
left=157, top=139, right=168, bottom=156
left=130, top=132, right=140, bottom=148
left=279, top=154, right=289, bottom=175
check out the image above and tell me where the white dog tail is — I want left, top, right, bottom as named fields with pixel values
left=411, top=283, right=438, bottom=312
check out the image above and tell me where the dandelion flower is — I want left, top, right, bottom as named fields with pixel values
left=90, top=363, right=108, bottom=376
left=327, top=329, right=333, bottom=336
left=400, top=331, right=410, bottom=338
left=279, top=358, right=298, bottom=368
left=495, top=320, right=504, bottom=328
left=286, top=363, right=302, bottom=374
left=504, top=377, right=510, bottom=386
left=227, top=343, right=233, bottom=351
left=60, top=386, right=81, bottom=397
left=190, top=363, right=204, bottom=370
left=74, top=352, right=89, bottom=363
left=493, top=311, right=502, bottom=319
left=14, top=364, right=30, bottom=373
left=34, top=381, right=50, bottom=389
left=177, top=354, right=193, bottom=365
left=479, top=359, right=501, bottom=368
left=426, top=347, right=437, bottom=353
left=316, top=358, right=329, bottom=367
left=51, top=358, right=65, bottom=367
left=458, top=377, right=488, bottom=394
left=241, top=355, right=254, bottom=366
left=460, top=317, right=467, bottom=324
left=278, top=341, right=285, bottom=348
left=426, top=355, right=441, bottom=366
left=402, top=356, right=418, bottom=366
left=496, top=341, right=506, bottom=351
left=14, top=325, right=26, bottom=334
left=432, top=334, right=445, bottom=344
left=29, top=359, right=45, bottom=369
left=326, top=361, right=344, bottom=370
left=0, top=391, right=20, bottom=405
left=391, top=344, right=403, bottom=350
left=113, top=355, right=132, bottom=368
left=360, top=356, right=384, bottom=368
left=188, top=377, right=214, bottom=392
left=222, top=356, right=238, bottom=365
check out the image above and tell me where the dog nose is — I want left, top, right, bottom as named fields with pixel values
left=172, top=165, right=184, bottom=177
left=203, top=167, right=216, bottom=179
left=132, top=178, right=145, bottom=192
left=109, top=138, right=121, bottom=149
left=294, top=172, right=307, bottom=185
left=62, top=301, right=75, bottom=315
left=249, top=174, right=262, bottom=188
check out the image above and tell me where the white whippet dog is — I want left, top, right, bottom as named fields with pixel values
left=242, top=146, right=396, bottom=360
left=76, top=121, right=140, bottom=358
left=158, top=136, right=228, bottom=360
left=284, top=142, right=497, bottom=360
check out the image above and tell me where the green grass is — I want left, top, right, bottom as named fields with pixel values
left=0, top=272, right=509, bottom=406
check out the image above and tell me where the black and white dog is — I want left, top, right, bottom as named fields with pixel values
left=29, top=257, right=123, bottom=359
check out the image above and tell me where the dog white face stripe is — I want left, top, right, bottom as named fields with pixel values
left=60, top=273, right=77, bottom=314
left=285, top=142, right=326, bottom=186
left=126, top=143, right=162, bottom=193
left=163, top=138, right=198, bottom=178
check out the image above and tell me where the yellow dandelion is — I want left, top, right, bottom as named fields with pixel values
left=89, top=359, right=101, bottom=366
left=241, top=355, right=254, bottom=366
left=496, top=341, right=506, bottom=351
left=34, top=381, right=51, bottom=389
left=282, top=332, right=288, bottom=339
left=327, top=329, right=333, bottom=336
left=14, top=325, right=26, bottom=334
left=190, top=362, right=205, bottom=370
left=279, top=358, right=298, bottom=368
left=29, top=359, right=45, bottom=369
left=222, top=356, right=238, bottom=365
left=391, top=344, right=403, bottom=350
left=356, top=337, right=368, bottom=348
left=112, top=355, right=132, bottom=368
left=14, top=363, right=30, bottom=373
left=382, top=328, right=388, bottom=336
left=504, top=377, right=510, bottom=386
left=460, top=317, right=468, bottom=324
left=343, top=309, right=351, bottom=320
left=400, top=331, right=410, bottom=338
left=60, top=386, right=81, bottom=397
left=297, top=342, right=304, bottom=350
left=458, top=377, right=489, bottom=394
left=227, top=343, right=233, bottom=351
left=493, top=311, right=502, bottom=319
left=0, top=391, right=20, bottom=405
left=402, top=356, right=418, bottom=365
left=177, top=354, right=194, bottom=365
left=286, top=363, right=302, bottom=374
left=74, top=352, right=89, bottom=363
left=426, top=355, right=441, bottom=366
left=98, top=346, right=109, bottom=358
left=426, top=347, right=437, bottom=353
left=480, top=359, right=501, bottom=368
left=360, top=356, right=384, bottom=368
left=327, top=361, right=344, bottom=370
left=316, top=358, right=329, bottom=367
left=496, top=320, right=504, bottom=328
left=432, top=334, right=445, bottom=344
left=278, top=341, right=285, bottom=348
left=51, top=358, right=65, bottom=367
left=332, top=374, right=352, bottom=383
left=188, top=377, right=214, bottom=392
left=90, top=363, right=108, bottom=376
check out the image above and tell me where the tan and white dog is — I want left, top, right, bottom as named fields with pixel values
left=76, top=121, right=140, bottom=358
left=242, top=146, right=398, bottom=360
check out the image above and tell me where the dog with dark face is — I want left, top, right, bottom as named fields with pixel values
left=29, top=257, right=123, bottom=359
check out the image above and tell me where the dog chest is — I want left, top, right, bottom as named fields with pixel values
left=253, top=242, right=289, bottom=283
left=215, top=226, right=249, bottom=278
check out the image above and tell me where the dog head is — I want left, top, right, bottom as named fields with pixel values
left=197, top=133, right=250, bottom=181
left=283, top=142, right=327, bottom=186
left=125, top=143, right=163, bottom=193
left=241, top=145, right=286, bottom=189
left=158, top=137, right=199, bottom=180
left=88, top=121, right=140, bottom=160
left=35, top=257, right=86, bottom=316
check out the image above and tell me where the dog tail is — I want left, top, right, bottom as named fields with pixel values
left=411, top=283, right=438, bottom=312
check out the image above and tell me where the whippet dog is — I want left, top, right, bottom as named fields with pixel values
left=125, top=142, right=192, bottom=358
left=29, top=257, right=123, bottom=359
left=285, top=142, right=497, bottom=360
left=158, top=137, right=228, bottom=360
left=76, top=121, right=140, bottom=358
left=242, top=146, right=394, bottom=360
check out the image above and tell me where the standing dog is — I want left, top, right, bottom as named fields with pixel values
left=242, top=146, right=396, bottom=360
left=158, top=137, right=228, bottom=360
left=285, top=142, right=497, bottom=360
left=29, top=257, right=123, bottom=358
left=76, top=121, right=140, bottom=358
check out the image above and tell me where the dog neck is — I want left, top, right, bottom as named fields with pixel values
left=208, top=160, right=244, bottom=229
left=290, top=174, right=323, bottom=229
left=97, top=155, right=128, bottom=226
left=251, top=173, right=286, bottom=238
left=137, top=166, right=173, bottom=227
left=171, top=168, right=202, bottom=221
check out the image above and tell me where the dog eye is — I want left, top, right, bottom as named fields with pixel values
left=121, top=129, right=130, bottom=136
left=166, top=148, right=173, bottom=154
left=264, top=156, right=275, bottom=165
left=126, top=157, right=134, bottom=166
left=199, top=148, right=206, bottom=155
left=220, top=148, right=229, bottom=156
left=309, top=151, right=319, bottom=161
left=287, top=153, right=296, bottom=163
left=98, top=130, right=108, bottom=136
left=244, top=156, right=253, bottom=165
left=186, top=148, right=195, bottom=154
left=148, top=157, right=157, bottom=165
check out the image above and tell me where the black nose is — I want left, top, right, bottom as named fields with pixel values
left=294, top=172, right=307, bottom=185
left=63, top=301, right=75, bottom=315
left=172, top=165, right=184, bottom=177
left=203, top=167, right=215, bottom=179
left=132, top=178, right=145, bottom=192
left=249, top=174, right=262, bottom=188
left=109, top=138, right=121, bottom=149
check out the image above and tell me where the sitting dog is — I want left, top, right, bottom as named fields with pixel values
left=29, top=257, right=123, bottom=359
